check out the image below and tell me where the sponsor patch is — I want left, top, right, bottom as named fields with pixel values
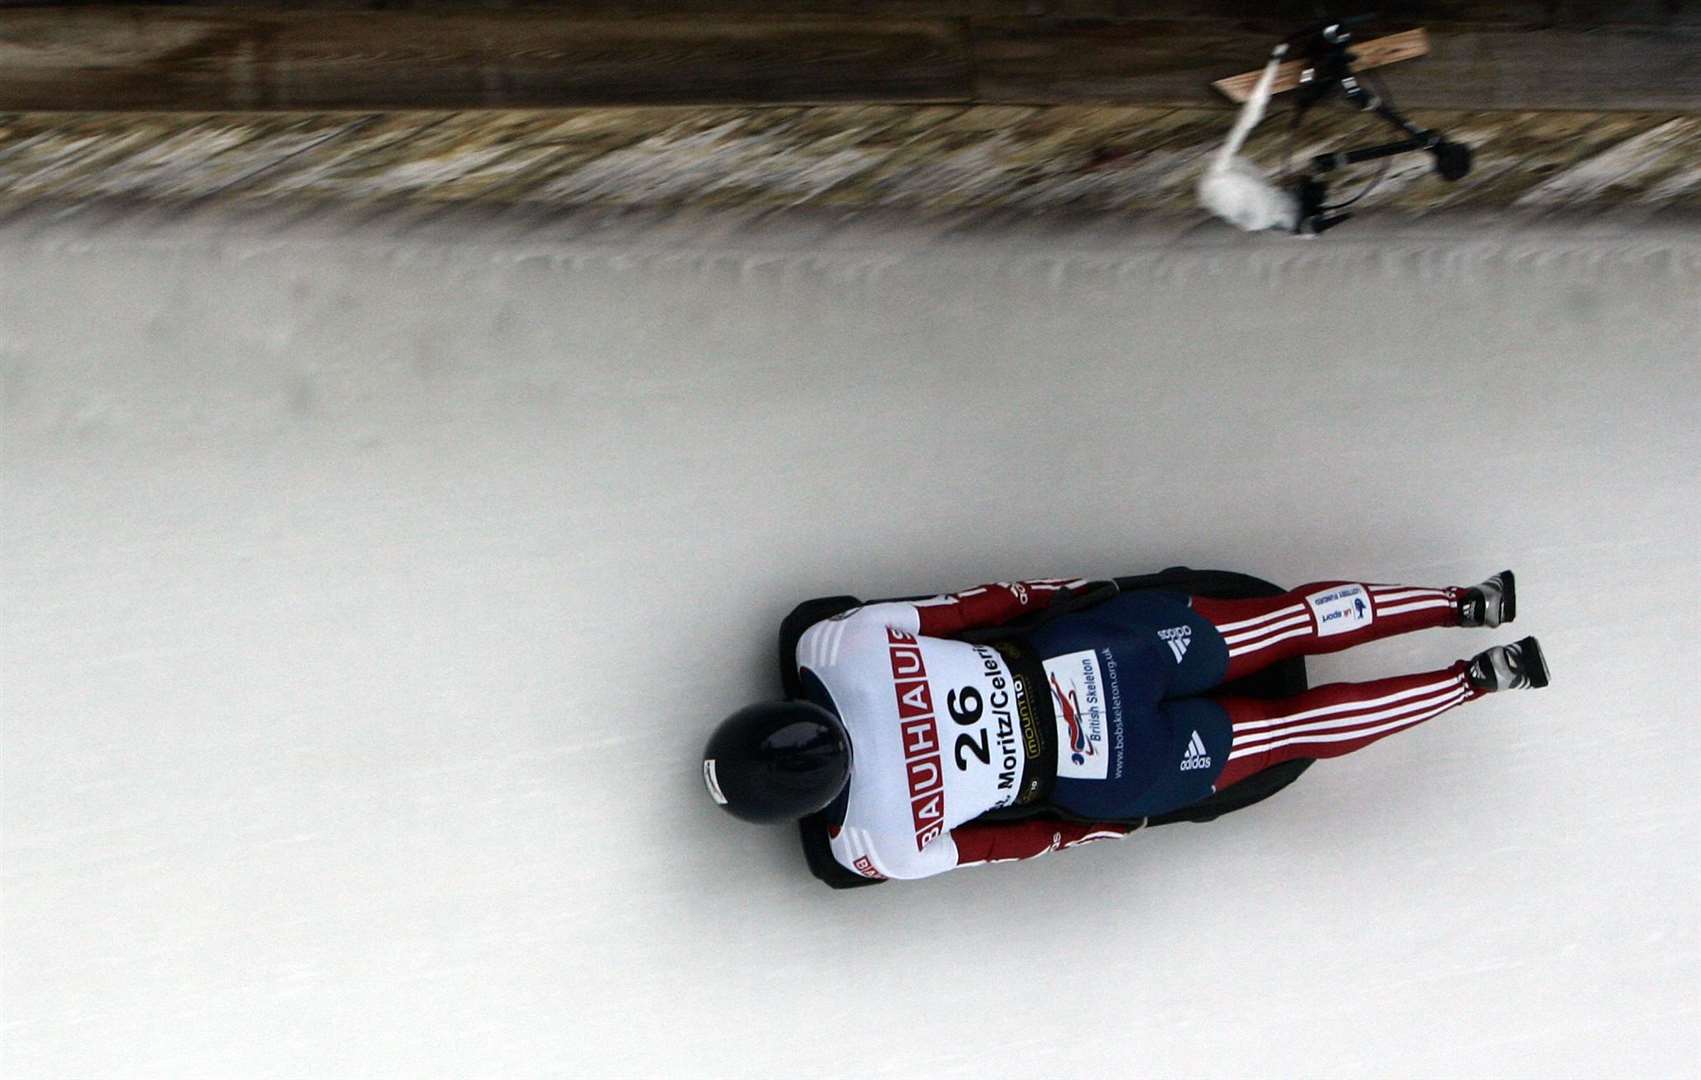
left=1158, top=625, right=1192, bottom=663
left=1179, top=729, right=1212, bottom=771
left=1305, top=583, right=1373, bottom=637
left=888, top=627, right=946, bottom=850
left=1044, top=649, right=1109, bottom=780
left=702, top=759, right=728, bottom=805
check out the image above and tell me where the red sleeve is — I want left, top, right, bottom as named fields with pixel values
left=911, top=578, right=1088, bottom=637
left=949, top=817, right=1138, bottom=867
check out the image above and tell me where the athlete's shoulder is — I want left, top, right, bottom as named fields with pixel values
left=831, top=816, right=959, bottom=882
left=796, top=601, right=921, bottom=670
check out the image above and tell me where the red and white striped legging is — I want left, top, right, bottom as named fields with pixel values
left=1190, top=581, right=1484, bottom=790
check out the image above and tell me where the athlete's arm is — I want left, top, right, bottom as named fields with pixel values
left=909, top=578, right=1090, bottom=637
left=947, top=817, right=1137, bottom=868
left=831, top=819, right=1133, bottom=881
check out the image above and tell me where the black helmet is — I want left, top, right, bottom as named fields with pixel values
left=702, top=701, right=851, bottom=824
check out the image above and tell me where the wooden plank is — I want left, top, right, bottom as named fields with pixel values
left=3, top=7, right=1698, bottom=113
left=1025, top=1, right=1701, bottom=27
left=8, top=2, right=1698, bottom=25
left=1389, top=29, right=1701, bottom=111
left=971, top=19, right=1320, bottom=106
left=1211, top=30, right=1431, bottom=103
left=0, top=1, right=1036, bottom=14
left=0, top=10, right=972, bottom=111
left=972, top=19, right=1701, bottom=110
left=5, top=1, right=1697, bottom=27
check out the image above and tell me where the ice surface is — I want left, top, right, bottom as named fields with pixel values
left=4, top=207, right=1698, bottom=1078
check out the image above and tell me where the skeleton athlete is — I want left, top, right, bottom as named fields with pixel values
left=702, top=572, right=1548, bottom=882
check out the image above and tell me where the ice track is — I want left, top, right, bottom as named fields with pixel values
left=4, top=206, right=1698, bottom=1078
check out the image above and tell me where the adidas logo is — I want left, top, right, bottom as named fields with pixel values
left=1179, top=730, right=1212, bottom=771
left=1158, top=625, right=1192, bottom=663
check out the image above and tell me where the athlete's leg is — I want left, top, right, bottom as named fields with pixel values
left=1211, top=665, right=1476, bottom=789
left=1050, top=635, right=1549, bottom=819
left=1208, top=634, right=1551, bottom=790
left=1188, top=571, right=1513, bottom=684
left=1052, top=667, right=1473, bottom=822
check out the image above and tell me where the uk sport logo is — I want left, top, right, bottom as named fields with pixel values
left=1307, top=583, right=1374, bottom=637
left=1179, top=730, right=1212, bottom=771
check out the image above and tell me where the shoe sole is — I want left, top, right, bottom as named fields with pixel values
left=1499, top=569, right=1516, bottom=625
left=1514, top=635, right=1549, bottom=688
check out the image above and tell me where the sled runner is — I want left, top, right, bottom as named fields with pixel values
left=779, top=568, right=1315, bottom=890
